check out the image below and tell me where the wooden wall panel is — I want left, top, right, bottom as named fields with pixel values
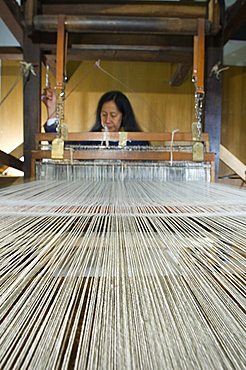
left=0, top=61, right=23, bottom=153
left=221, top=66, right=246, bottom=163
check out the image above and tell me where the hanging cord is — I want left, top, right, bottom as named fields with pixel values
left=101, top=125, right=109, bottom=148
left=0, top=61, right=36, bottom=108
left=45, top=64, right=50, bottom=88
left=170, top=129, right=179, bottom=166
left=95, top=59, right=134, bottom=92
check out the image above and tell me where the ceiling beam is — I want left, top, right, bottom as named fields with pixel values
left=0, top=0, right=24, bottom=48
left=39, top=0, right=206, bottom=4
left=42, top=3, right=207, bottom=18
left=38, top=33, right=193, bottom=48
left=33, top=15, right=211, bottom=35
left=39, top=31, right=193, bottom=64
left=44, top=45, right=192, bottom=64
left=0, top=47, right=23, bottom=60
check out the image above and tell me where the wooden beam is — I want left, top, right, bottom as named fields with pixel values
left=33, top=15, right=211, bottom=35
left=0, top=47, right=23, bottom=60
left=69, top=45, right=191, bottom=52
left=208, top=0, right=221, bottom=34
left=56, top=15, right=65, bottom=86
left=40, top=33, right=193, bottom=64
left=42, top=3, right=207, bottom=18
left=55, top=50, right=191, bottom=64
left=41, top=33, right=193, bottom=48
left=0, top=150, right=24, bottom=172
left=193, top=35, right=198, bottom=79
left=24, top=0, right=39, bottom=28
left=39, top=0, right=202, bottom=2
left=196, top=18, right=205, bottom=94
left=169, top=63, right=191, bottom=87
left=32, top=149, right=214, bottom=162
left=0, top=144, right=23, bottom=174
left=220, top=144, right=246, bottom=181
left=10, top=143, right=23, bottom=160
left=35, top=132, right=210, bottom=144
left=39, top=33, right=194, bottom=65
left=67, top=45, right=193, bottom=63
left=0, top=0, right=24, bottom=47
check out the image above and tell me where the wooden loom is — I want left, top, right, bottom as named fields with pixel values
left=31, top=17, right=214, bottom=182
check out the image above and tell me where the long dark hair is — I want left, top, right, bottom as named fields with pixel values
left=90, top=91, right=142, bottom=132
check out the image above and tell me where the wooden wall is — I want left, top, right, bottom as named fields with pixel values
left=0, top=60, right=23, bottom=154
left=221, top=66, right=246, bottom=163
left=1, top=60, right=245, bottom=173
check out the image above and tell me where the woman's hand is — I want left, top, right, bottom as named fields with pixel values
left=41, top=88, right=57, bottom=118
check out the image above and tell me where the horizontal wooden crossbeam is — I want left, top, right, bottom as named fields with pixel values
left=0, top=150, right=24, bottom=172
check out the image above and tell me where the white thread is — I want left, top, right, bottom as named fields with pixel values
left=0, top=179, right=245, bottom=369
left=170, top=129, right=180, bottom=166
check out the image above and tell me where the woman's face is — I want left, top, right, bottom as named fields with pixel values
left=100, top=100, right=123, bottom=132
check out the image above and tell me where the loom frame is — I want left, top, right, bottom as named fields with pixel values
left=31, top=131, right=215, bottom=181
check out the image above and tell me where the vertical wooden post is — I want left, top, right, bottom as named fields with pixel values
left=204, top=35, right=223, bottom=179
left=204, top=0, right=224, bottom=180
left=193, top=35, right=198, bottom=80
left=56, top=15, right=65, bottom=87
left=23, top=33, right=42, bottom=179
left=192, top=19, right=205, bottom=93
left=53, top=15, right=68, bottom=143
left=24, top=0, right=39, bottom=28
left=192, top=18, right=205, bottom=161
left=196, top=18, right=205, bottom=94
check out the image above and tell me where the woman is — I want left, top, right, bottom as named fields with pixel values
left=42, top=89, right=148, bottom=146
left=91, top=90, right=142, bottom=132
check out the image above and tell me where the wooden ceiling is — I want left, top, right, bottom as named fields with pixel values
left=36, top=0, right=215, bottom=64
